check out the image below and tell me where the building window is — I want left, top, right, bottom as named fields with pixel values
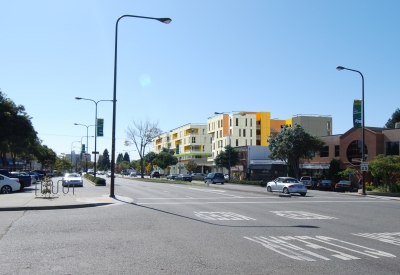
left=216, top=131, right=218, bottom=138
left=335, top=145, right=340, bottom=157
left=236, top=139, right=238, bottom=146
left=250, top=139, right=252, bottom=145
left=230, top=118, right=232, bottom=126
left=192, top=137, right=196, bottom=143
left=220, top=130, right=222, bottom=138
left=327, top=121, right=331, bottom=130
left=250, top=119, right=252, bottom=127
left=202, top=129, right=205, bottom=135
left=250, top=129, right=252, bottom=137
left=243, top=129, right=246, bottom=137
left=245, top=118, right=247, bottom=126
left=346, top=140, right=368, bottom=165
left=386, top=141, right=399, bottom=156
left=210, top=137, right=212, bottom=143
left=236, top=118, right=238, bottom=126
left=239, top=129, right=241, bottom=137
left=320, top=146, right=329, bottom=157
left=218, top=120, right=220, bottom=128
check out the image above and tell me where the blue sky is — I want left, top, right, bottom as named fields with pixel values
left=1, top=1, right=399, bottom=159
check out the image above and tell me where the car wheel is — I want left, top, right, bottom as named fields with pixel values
left=267, top=186, right=272, bottom=192
left=221, top=182, right=224, bottom=185
left=283, top=187, right=290, bottom=194
left=1, top=185, right=12, bottom=194
left=211, top=180, right=215, bottom=184
left=300, top=192, right=306, bottom=196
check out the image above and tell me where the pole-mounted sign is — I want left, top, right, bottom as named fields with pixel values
left=97, top=118, right=104, bottom=136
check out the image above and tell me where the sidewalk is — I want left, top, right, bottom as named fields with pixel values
left=0, top=178, right=133, bottom=212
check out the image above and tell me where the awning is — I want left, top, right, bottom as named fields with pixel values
left=300, top=164, right=330, bottom=169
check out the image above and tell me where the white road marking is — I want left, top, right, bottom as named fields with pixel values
left=352, top=232, right=400, bottom=246
left=244, top=235, right=396, bottom=262
left=271, top=211, right=337, bottom=220
left=194, top=212, right=256, bottom=221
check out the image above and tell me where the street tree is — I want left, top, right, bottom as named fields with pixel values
left=34, top=143, right=57, bottom=169
left=384, top=108, right=400, bottom=128
left=369, top=154, right=400, bottom=189
left=123, top=152, right=130, bottom=162
left=117, top=153, right=123, bottom=163
left=98, top=149, right=110, bottom=170
left=125, top=117, right=162, bottom=178
left=184, top=160, right=197, bottom=174
left=54, top=156, right=74, bottom=172
left=214, top=145, right=240, bottom=177
left=153, top=151, right=178, bottom=174
left=268, top=124, right=325, bottom=179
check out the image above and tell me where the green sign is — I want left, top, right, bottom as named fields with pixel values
left=353, top=100, right=362, bottom=128
left=81, top=144, right=85, bottom=154
left=97, top=118, right=104, bottom=136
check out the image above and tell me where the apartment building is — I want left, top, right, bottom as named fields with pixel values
left=206, top=112, right=332, bottom=173
left=152, top=123, right=212, bottom=174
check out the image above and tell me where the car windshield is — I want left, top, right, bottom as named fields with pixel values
left=283, top=178, right=299, bottom=183
left=67, top=174, right=80, bottom=178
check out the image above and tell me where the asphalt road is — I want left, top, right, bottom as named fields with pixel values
left=1, top=176, right=399, bottom=274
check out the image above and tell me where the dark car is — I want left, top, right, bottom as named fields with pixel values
left=192, top=173, right=206, bottom=180
left=176, top=174, right=192, bottom=182
left=204, top=172, right=225, bottom=185
left=316, top=180, right=333, bottom=191
left=334, top=180, right=352, bottom=192
left=150, top=171, right=160, bottom=178
left=166, top=174, right=178, bottom=180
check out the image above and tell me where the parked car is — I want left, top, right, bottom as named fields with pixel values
left=2, top=170, right=32, bottom=189
left=0, top=174, right=21, bottom=194
left=204, top=173, right=225, bottom=185
left=334, top=180, right=352, bottom=192
left=166, top=174, right=178, bottom=180
left=87, top=169, right=94, bottom=175
left=224, top=174, right=230, bottom=180
left=192, top=173, right=206, bottom=180
left=299, top=176, right=318, bottom=189
left=267, top=177, right=307, bottom=196
left=62, top=173, right=83, bottom=187
left=316, top=180, right=333, bottom=191
left=150, top=171, right=160, bottom=178
left=176, top=174, right=192, bottom=182
left=33, top=170, right=46, bottom=180
left=121, top=170, right=130, bottom=176
left=97, top=170, right=104, bottom=175
left=129, top=172, right=137, bottom=177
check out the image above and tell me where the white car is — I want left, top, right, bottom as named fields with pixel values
left=62, top=173, right=83, bottom=187
left=266, top=177, right=307, bottom=196
left=0, top=174, right=21, bottom=194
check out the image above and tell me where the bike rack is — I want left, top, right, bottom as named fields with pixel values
left=35, top=179, right=74, bottom=196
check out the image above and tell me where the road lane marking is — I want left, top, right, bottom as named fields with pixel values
left=194, top=212, right=256, bottom=221
left=244, top=235, right=396, bottom=262
left=271, top=211, right=337, bottom=220
left=352, top=232, right=400, bottom=246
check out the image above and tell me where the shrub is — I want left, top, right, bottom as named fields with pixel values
left=83, top=174, right=106, bottom=186
left=366, top=185, right=374, bottom=191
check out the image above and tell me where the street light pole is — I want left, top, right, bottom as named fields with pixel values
left=74, top=123, right=95, bottom=173
left=75, top=97, right=113, bottom=178
left=110, top=14, right=171, bottom=198
left=336, top=66, right=366, bottom=195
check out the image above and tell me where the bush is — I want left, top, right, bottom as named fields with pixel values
left=83, top=174, right=106, bottom=186
left=366, top=185, right=374, bottom=191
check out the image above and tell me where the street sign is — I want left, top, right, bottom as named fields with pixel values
left=92, top=151, right=99, bottom=154
left=352, top=158, right=362, bottom=163
left=361, top=162, right=368, bottom=171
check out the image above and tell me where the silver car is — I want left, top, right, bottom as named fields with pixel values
left=267, top=177, right=307, bottom=196
left=62, top=173, right=83, bottom=187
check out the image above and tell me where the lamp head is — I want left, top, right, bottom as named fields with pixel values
left=158, top=18, right=172, bottom=24
left=74, top=123, right=78, bottom=125
left=75, top=97, right=82, bottom=100
left=336, top=66, right=345, bottom=71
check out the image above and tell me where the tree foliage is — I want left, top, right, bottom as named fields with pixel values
left=268, top=124, right=325, bottom=179
left=214, top=145, right=240, bottom=176
left=184, top=160, right=197, bottom=173
left=369, top=154, right=400, bottom=187
left=54, top=156, right=74, bottom=172
left=97, top=149, right=110, bottom=170
left=384, top=108, right=400, bottom=128
left=123, top=152, right=130, bottom=162
left=125, top=117, right=162, bottom=178
left=153, top=151, right=178, bottom=171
